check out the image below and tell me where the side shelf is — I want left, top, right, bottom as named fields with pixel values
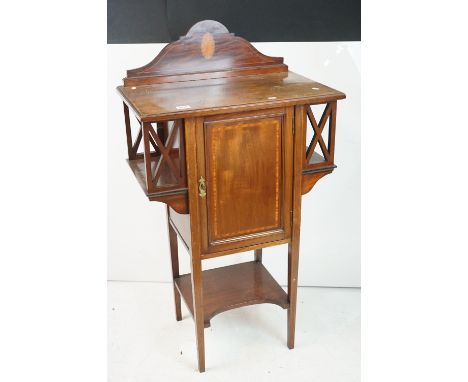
left=300, top=101, right=338, bottom=195
left=123, top=115, right=189, bottom=214
left=127, top=156, right=189, bottom=214
left=127, top=154, right=185, bottom=193
left=174, top=261, right=289, bottom=328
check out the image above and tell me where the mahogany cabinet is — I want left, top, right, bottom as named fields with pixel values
left=117, top=20, right=345, bottom=372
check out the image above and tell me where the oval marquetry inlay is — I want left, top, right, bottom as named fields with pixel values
left=201, top=32, right=215, bottom=59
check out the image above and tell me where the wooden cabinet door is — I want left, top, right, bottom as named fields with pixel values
left=197, top=107, right=294, bottom=254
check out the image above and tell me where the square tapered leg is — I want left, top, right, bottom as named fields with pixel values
left=166, top=207, right=182, bottom=321
left=190, top=256, right=205, bottom=372
left=287, top=239, right=300, bottom=349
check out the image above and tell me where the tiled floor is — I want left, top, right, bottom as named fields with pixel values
left=108, top=282, right=360, bottom=381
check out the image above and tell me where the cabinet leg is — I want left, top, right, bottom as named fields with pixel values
left=288, top=105, right=304, bottom=349
left=287, top=239, right=300, bottom=349
left=190, top=256, right=205, bottom=372
left=185, top=117, right=206, bottom=372
left=254, top=248, right=263, bottom=262
left=166, top=208, right=182, bottom=321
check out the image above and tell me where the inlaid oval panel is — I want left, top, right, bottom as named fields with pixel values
left=201, top=32, right=215, bottom=59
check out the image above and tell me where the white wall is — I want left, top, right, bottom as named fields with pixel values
left=108, top=42, right=360, bottom=287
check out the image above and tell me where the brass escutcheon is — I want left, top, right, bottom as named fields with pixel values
left=199, top=176, right=207, bottom=198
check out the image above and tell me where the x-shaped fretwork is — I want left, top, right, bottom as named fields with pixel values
left=306, top=103, right=332, bottom=163
left=130, top=116, right=161, bottom=158
left=147, top=120, right=182, bottom=185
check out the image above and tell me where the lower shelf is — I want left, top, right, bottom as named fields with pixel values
left=174, top=261, right=289, bottom=328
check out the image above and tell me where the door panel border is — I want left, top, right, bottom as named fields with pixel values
left=194, top=107, right=294, bottom=255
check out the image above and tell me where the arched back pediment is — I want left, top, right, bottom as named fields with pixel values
left=123, top=20, right=287, bottom=86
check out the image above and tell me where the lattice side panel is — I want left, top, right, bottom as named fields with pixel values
left=141, top=119, right=186, bottom=194
left=304, top=101, right=336, bottom=171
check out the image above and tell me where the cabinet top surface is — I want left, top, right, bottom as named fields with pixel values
left=118, top=71, right=345, bottom=121
left=117, top=20, right=345, bottom=121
